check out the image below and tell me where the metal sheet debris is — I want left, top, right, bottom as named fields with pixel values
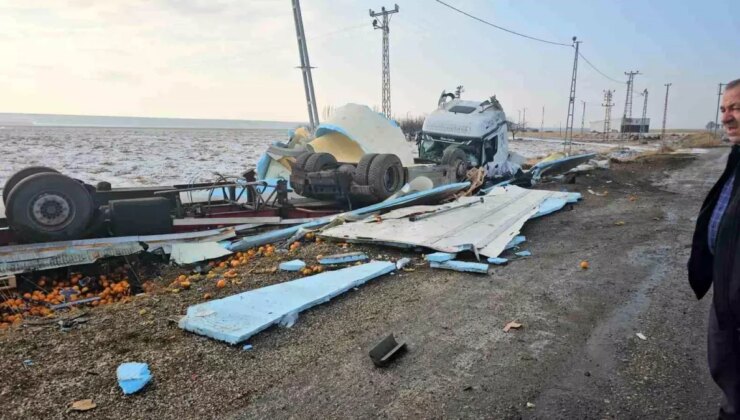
left=228, top=182, right=470, bottom=252
left=179, top=261, right=396, bottom=344
left=0, top=227, right=237, bottom=276
left=487, top=257, right=508, bottom=265
left=430, top=260, right=489, bottom=274
left=321, top=186, right=578, bottom=259
left=318, top=252, right=368, bottom=265
left=425, top=252, right=457, bottom=262
left=169, top=242, right=233, bottom=265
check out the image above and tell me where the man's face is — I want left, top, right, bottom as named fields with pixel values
left=721, top=85, right=740, bottom=144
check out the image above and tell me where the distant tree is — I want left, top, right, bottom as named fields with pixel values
left=507, top=120, right=521, bottom=139
left=706, top=121, right=718, bottom=131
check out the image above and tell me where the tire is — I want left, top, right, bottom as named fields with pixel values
left=367, top=154, right=405, bottom=201
left=354, top=153, right=378, bottom=186
left=5, top=172, right=94, bottom=242
left=293, top=152, right=313, bottom=171
left=3, top=166, right=59, bottom=204
left=304, top=152, right=337, bottom=172
left=441, top=146, right=468, bottom=182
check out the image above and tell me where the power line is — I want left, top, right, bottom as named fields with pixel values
left=434, top=0, right=571, bottom=47
left=578, top=52, right=625, bottom=84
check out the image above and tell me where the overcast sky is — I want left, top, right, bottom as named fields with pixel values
left=1, top=0, right=738, bottom=128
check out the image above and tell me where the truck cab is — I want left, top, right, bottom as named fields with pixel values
left=417, top=92, right=509, bottom=179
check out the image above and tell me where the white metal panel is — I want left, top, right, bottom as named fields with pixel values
left=321, top=186, right=572, bottom=258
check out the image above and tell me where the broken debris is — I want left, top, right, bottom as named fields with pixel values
left=279, top=259, right=306, bottom=272
left=368, top=333, right=407, bottom=367
left=179, top=261, right=396, bottom=344
left=430, top=260, right=489, bottom=274
left=318, top=252, right=368, bottom=265
left=117, top=362, right=152, bottom=395
left=425, top=252, right=457, bottom=263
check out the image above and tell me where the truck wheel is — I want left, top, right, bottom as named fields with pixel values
left=441, top=146, right=469, bottom=182
left=304, top=153, right=337, bottom=172
left=293, top=152, right=313, bottom=171
left=354, top=153, right=378, bottom=186
left=5, top=172, right=94, bottom=242
left=368, top=154, right=405, bottom=201
left=3, top=166, right=59, bottom=204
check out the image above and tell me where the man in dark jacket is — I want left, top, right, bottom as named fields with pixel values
left=689, top=78, right=740, bottom=418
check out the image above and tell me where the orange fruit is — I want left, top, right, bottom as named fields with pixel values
left=23, top=293, right=31, bottom=299
left=579, top=261, right=590, bottom=270
left=230, top=259, right=240, bottom=268
left=216, top=279, right=227, bottom=289
left=178, top=274, right=188, bottom=283
left=203, top=293, right=212, bottom=299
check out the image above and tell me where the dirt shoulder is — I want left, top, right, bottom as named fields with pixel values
left=0, top=148, right=727, bottom=419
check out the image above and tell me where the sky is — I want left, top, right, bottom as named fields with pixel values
left=1, top=0, right=738, bottom=128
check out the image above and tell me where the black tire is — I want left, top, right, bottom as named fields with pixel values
left=293, top=152, right=313, bottom=171
left=354, top=153, right=378, bottom=186
left=441, top=146, right=469, bottom=182
left=304, top=152, right=337, bottom=172
left=3, top=166, right=59, bottom=204
left=367, top=154, right=405, bottom=201
left=5, top=172, right=94, bottom=242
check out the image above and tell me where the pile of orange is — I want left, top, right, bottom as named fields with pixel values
left=0, top=270, right=133, bottom=329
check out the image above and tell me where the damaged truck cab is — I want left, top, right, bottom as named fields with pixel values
left=417, top=92, right=509, bottom=179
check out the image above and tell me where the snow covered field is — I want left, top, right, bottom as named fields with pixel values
left=0, top=126, right=291, bottom=188
left=0, top=125, right=626, bottom=200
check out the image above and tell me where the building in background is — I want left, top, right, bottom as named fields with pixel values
left=589, top=117, right=650, bottom=135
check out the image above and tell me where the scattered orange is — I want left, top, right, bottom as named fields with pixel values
left=216, top=279, right=227, bottom=289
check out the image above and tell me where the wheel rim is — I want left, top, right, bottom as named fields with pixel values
left=454, top=159, right=467, bottom=180
left=29, top=192, right=74, bottom=229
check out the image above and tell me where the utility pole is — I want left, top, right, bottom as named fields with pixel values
left=661, top=83, right=672, bottom=149
left=621, top=70, right=640, bottom=139
left=370, top=4, right=399, bottom=119
left=292, top=0, right=320, bottom=130
left=580, top=100, right=586, bottom=138
left=563, top=36, right=581, bottom=154
left=522, top=107, right=527, bottom=131
left=517, top=110, right=521, bottom=125
left=540, top=106, right=544, bottom=137
left=715, top=83, right=726, bottom=138
left=640, top=88, right=648, bottom=135
left=602, top=89, right=614, bottom=141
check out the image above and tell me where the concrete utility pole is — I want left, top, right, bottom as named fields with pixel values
left=292, top=0, right=319, bottom=130
left=661, top=83, right=672, bottom=149
left=621, top=70, right=641, bottom=138
left=517, top=110, right=521, bottom=125
left=602, top=89, right=614, bottom=141
left=715, top=83, right=726, bottom=138
left=563, top=36, right=581, bottom=154
left=580, top=100, right=586, bottom=137
left=370, top=4, right=399, bottom=119
left=640, top=89, right=648, bottom=135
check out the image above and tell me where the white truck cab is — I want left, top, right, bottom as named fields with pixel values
left=418, top=92, right=509, bottom=174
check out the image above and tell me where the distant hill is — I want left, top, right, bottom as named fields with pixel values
left=0, top=113, right=304, bottom=130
